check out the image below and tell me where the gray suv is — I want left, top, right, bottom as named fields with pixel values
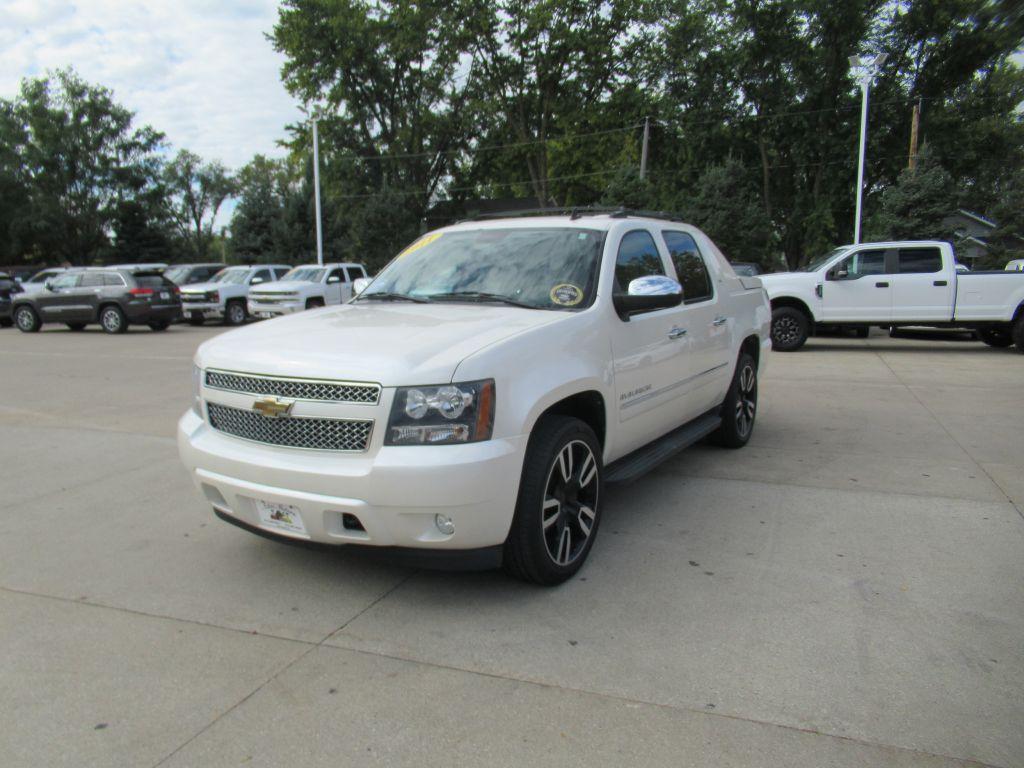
left=12, top=269, right=182, bottom=334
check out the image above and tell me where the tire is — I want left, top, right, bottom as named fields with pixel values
left=978, top=327, right=1013, bottom=348
left=503, top=416, right=603, bottom=586
left=188, top=315, right=205, bottom=326
left=854, top=327, right=870, bottom=339
left=770, top=306, right=809, bottom=351
left=224, top=300, right=247, bottom=326
left=1012, top=315, right=1024, bottom=354
left=99, top=305, right=127, bottom=334
left=66, top=322, right=86, bottom=331
left=14, top=305, right=40, bottom=333
left=305, top=298, right=325, bottom=310
left=148, top=320, right=170, bottom=331
left=713, top=352, right=758, bottom=449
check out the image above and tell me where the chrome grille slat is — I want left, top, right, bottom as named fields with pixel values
left=205, top=370, right=380, bottom=404
left=207, top=403, right=372, bottom=452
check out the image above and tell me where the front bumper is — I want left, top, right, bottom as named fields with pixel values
left=177, top=409, right=527, bottom=552
left=247, top=299, right=303, bottom=317
left=181, top=301, right=223, bottom=319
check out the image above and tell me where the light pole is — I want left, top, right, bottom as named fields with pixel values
left=849, top=53, right=887, bottom=245
left=310, top=112, right=324, bottom=266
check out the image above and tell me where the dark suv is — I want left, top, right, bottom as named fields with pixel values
left=12, top=269, right=182, bottom=333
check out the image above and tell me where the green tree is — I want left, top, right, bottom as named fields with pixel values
left=2, top=68, right=165, bottom=265
left=230, top=155, right=289, bottom=261
left=867, top=146, right=958, bottom=241
left=164, top=149, right=236, bottom=261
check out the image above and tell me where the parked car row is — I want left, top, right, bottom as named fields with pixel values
left=10, top=269, right=181, bottom=333
left=3, top=261, right=371, bottom=333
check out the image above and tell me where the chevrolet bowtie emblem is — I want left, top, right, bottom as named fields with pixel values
left=252, top=397, right=295, bottom=419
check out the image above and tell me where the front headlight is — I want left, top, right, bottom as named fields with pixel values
left=386, top=379, right=495, bottom=445
left=191, top=364, right=203, bottom=417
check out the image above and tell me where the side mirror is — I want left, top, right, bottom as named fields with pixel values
left=327, top=276, right=341, bottom=284
left=250, top=277, right=264, bottom=285
left=44, top=280, right=55, bottom=291
left=828, top=269, right=849, bottom=281
left=613, top=275, right=683, bottom=319
left=352, top=277, right=371, bottom=296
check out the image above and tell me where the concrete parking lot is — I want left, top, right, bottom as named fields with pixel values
left=0, top=324, right=1021, bottom=767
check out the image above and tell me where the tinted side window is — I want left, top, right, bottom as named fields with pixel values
left=51, top=273, right=80, bottom=289
left=80, top=272, right=105, bottom=287
left=615, top=230, right=665, bottom=291
left=273, top=267, right=290, bottom=279
left=344, top=267, right=360, bottom=282
left=252, top=269, right=272, bottom=283
left=837, top=249, right=886, bottom=278
left=897, top=248, right=942, bottom=274
left=104, top=273, right=127, bottom=287
left=662, top=231, right=713, bottom=303
left=135, top=276, right=168, bottom=289
left=329, top=268, right=346, bottom=283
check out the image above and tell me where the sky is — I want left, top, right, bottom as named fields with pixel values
left=1, top=0, right=303, bottom=170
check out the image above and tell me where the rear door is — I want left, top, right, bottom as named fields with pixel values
left=820, top=248, right=891, bottom=322
left=661, top=230, right=733, bottom=416
left=74, top=272, right=109, bottom=321
left=889, top=246, right=952, bottom=322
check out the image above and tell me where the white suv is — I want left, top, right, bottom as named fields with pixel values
left=179, top=265, right=290, bottom=326
left=178, top=212, right=770, bottom=584
left=248, top=262, right=368, bottom=318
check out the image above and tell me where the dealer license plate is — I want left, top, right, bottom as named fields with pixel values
left=255, top=499, right=307, bottom=535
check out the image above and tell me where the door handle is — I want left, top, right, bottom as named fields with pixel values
left=668, top=327, right=688, bottom=339
left=875, top=282, right=889, bottom=288
left=933, top=280, right=947, bottom=286
left=712, top=316, right=728, bottom=326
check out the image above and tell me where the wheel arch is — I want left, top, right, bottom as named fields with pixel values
left=770, top=295, right=815, bottom=325
left=533, top=390, right=607, bottom=450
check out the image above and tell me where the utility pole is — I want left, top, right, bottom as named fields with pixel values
left=849, top=54, right=887, bottom=245
left=639, top=117, right=650, bottom=180
left=311, top=114, right=324, bottom=267
left=908, top=99, right=921, bottom=172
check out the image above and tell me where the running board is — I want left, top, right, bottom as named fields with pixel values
left=605, top=410, right=722, bottom=484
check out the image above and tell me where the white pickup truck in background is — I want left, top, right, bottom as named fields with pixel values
left=247, top=262, right=368, bottom=318
left=180, top=264, right=291, bottom=326
left=760, top=241, right=1024, bottom=352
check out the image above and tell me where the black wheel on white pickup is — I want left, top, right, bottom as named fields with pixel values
left=504, top=416, right=603, bottom=586
left=978, top=328, right=1013, bottom=348
left=1012, top=314, right=1024, bottom=354
left=770, top=306, right=809, bottom=351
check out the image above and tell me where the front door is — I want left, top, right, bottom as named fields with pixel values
left=889, top=246, right=953, bottom=322
left=36, top=272, right=82, bottom=320
left=610, top=229, right=693, bottom=456
left=326, top=267, right=346, bottom=304
left=820, top=248, right=891, bottom=322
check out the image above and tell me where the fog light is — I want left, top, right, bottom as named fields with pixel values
left=434, top=514, right=455, bottom=535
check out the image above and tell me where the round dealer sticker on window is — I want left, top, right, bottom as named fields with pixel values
left=550, top=283, right=584, bottom=306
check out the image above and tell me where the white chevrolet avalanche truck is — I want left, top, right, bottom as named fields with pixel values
left=178, top=212, right=771, bottom=584
left=760, top=241, right=1024, bottom=351
left=180, top=264, right=290, bottom=326
left=247, top=262, right=368, bottom=318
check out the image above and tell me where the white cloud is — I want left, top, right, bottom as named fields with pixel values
left=0, top=0, right=304, bottom=170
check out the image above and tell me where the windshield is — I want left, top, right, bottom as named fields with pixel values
left=163, top=267, right=189, bottom=283
left=27, top=270, right=56, bottom=283
left=361, top=227, right=605, bottom=310
left=799, top=247, right=848, bottom=272
left=211, top=268, right=249, bottom=285
left=282, top=267, right=325, bottom=282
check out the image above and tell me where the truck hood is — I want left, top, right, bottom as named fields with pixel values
left=196, top=302, right=565, bottom=386
left=180, top=281, right=221, bottom=294
left=757, top=271, right=814, bottom=297
left=249, top=280, right=316, bottom=295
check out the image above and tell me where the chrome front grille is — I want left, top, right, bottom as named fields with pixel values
left=205, top=370, right=380, bottom=404
left=207, top=402, right=372, bottom=452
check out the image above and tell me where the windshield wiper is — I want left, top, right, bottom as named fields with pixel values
left=425, top=291, right=537, bottom=309
left=357, top=291, right=431, bottom=304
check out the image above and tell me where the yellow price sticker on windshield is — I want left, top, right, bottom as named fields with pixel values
left=397, top=232, right=443, bottom=258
